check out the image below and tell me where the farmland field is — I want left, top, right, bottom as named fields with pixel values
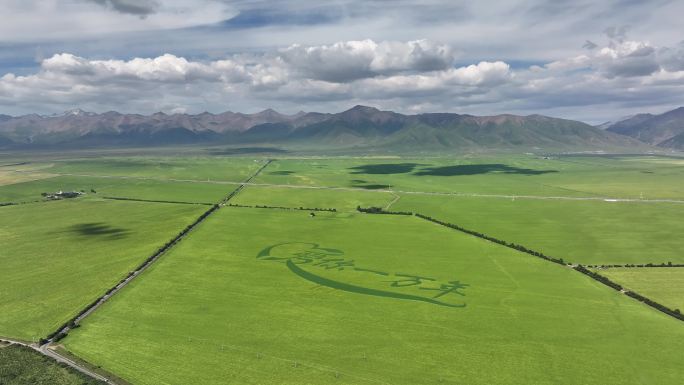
left=0, top=199, right=208, bottom=341
left=597, top=268, right=684, bottom=311
left=392, top=194, right=684, bottom=265
left=231, top=185, right=396, bottom=211
left=0, top=175, right=233, bottom=204
left=1, top=152, right=683, bottom=385
left=63, top=208, right=684, bottom=385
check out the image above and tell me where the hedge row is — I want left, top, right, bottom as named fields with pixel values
left=228, top=203, right=337, bottom=212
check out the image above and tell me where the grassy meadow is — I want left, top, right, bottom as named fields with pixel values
left=597, top=268, right=684, bottom=311
left=254, top=155, right=684, bottom=198
left=392, top=194, right=684, bottom=265
left=2, top=152, right=683, bottom=385
left=232, top=185, right=396, bottom=211
left=0, top=199, right=207, bottom=341
left=63, top=208, right=684, bottom=385
left=0, top=175, right=233, bottom=204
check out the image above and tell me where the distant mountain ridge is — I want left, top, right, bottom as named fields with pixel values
left=0, top=105, right=646, bottom=150
left=604, top=107, right=684, bottom=149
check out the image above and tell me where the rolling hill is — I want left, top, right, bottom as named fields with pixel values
left=0, top=105, right=646, bottom=151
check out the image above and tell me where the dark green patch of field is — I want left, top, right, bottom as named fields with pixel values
left=0, top=344, right=103, bottom=385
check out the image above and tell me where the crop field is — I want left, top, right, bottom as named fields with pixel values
left=46, top=156, right=264, bottom=182
left=253, top=155, right=684, bottom=198
left=392, top=194, right=684, bottom=265
left=1, top=152, right=683, bottom=385
left=0, top=175, right=233, bottom=204
left=62, top=207, right=684, bottom=385
left=597, top=268, right=684, bottom=311
left=0, top=199, right=207, bottom=341
left=231, top=185, right=396, bottom=211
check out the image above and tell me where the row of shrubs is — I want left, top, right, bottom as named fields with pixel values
left=357, top=207, right=684, bottom=323
left=229, top=203, right=337, bottom=212
left=356, top=206, right=413, bottom=215
left=585, top=262, right=684, bottom=268
left=40, top=204, right=221, bottom=345
left=102, top=196, right=212, bottom=206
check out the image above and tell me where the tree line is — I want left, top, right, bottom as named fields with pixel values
left=229, top=203, right=337, bottom=212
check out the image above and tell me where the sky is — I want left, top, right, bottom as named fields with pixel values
left=0, top=0, right=683, bottom=123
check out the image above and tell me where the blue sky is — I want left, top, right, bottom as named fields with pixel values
left=0, top=0, right=683, bottom=123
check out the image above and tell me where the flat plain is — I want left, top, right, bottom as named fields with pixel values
left=0, top=199, right=207, bottom=341
left=63, top=208, right=684, bottom=385
left=1, top=152, right=683, bottom=385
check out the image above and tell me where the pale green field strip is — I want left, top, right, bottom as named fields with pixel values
left=0, top=175, right=231, bottom=204
left=47, top=156, right=265, bottom=182
left=596, top=268, right=684, bottom=311
left=393, top=194, right=684, bottom=265
left=64, top=208, right=684, bottom=385
left=231, top=185, right=396, bottom=211
left=0, top=200, right=207, bottom=341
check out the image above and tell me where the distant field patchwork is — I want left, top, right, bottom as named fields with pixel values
left=2, top=153, right=684, bottom=385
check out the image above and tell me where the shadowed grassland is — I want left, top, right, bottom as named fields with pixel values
left=0, top=175, right=232, bottom=204
left=0, top=344, right=103, bottom=385
left=596, top=268, right=684, bottom=311
left=64, top=208, right=684, bottom=385
left=231, top=185, right=395, bottom=211
left=0, top=200, right=207, bottom=341
left=393, top=194, right=684, bottom=265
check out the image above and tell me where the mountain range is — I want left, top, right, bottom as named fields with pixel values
left=0, top=105, right=670, bottom=151
left=603, top=107, right=684, bottom=149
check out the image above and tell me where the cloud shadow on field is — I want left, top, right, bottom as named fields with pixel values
left=269, top=170, right=295, bottom=175
left=349, top=179, right=390, bottom=190
left=349, top=163, right=422, bottom=175
left=65, top=222, right=131, bottom=239
left=413, top=164, right=558, bottom=176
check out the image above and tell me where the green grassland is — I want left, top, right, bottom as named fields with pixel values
left=232, top=185, right=396, bottom=211
left=0, top=199, right=207, bottom=341
left=46, top=156, right=265, bottom=182
left=63, top=208, right=684, bottom=385
left=0, top=344, right=103, bottom=385
left=392, top=194, right=684, bottom=265
left=254, top=155, right=684, bottom=199
left=597, top=268, right=684, bottom=311
left=0, top=175, right=233, bottom=204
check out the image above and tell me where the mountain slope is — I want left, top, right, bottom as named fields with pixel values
left=606, top=107, right=684, bottom=148
left=0, top=106, right=648, bottom=150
